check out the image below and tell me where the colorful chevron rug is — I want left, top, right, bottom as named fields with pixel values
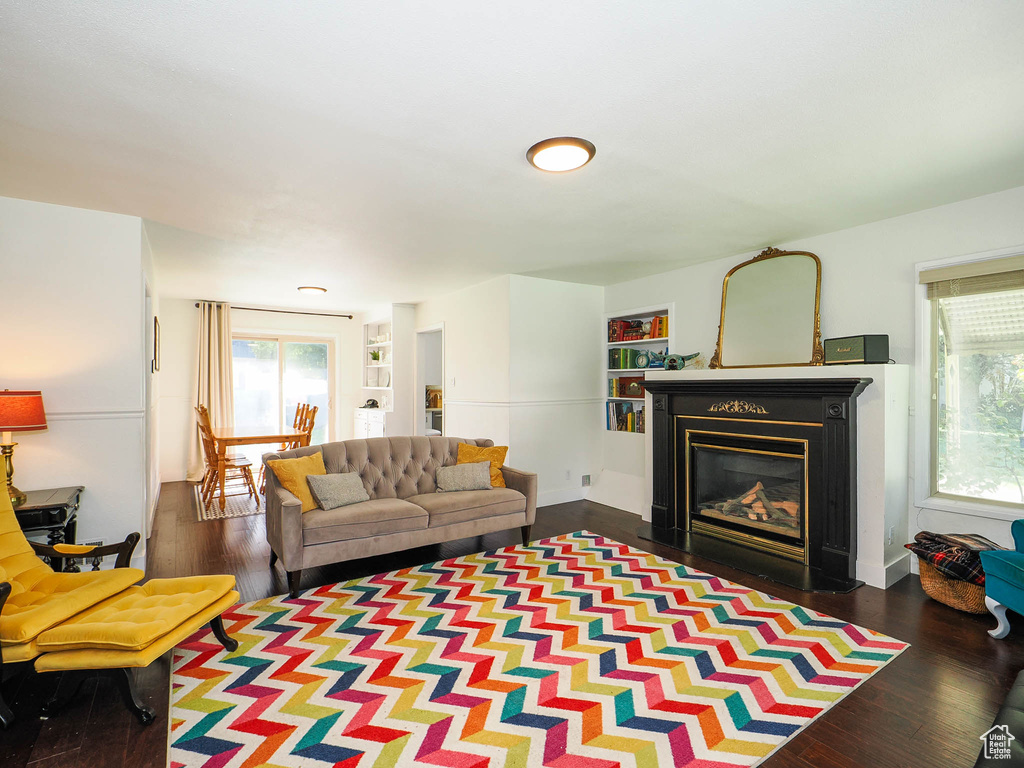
left=169, top=531, right=907, bottom=768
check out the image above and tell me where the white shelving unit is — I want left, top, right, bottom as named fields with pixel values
left=604, top=303, right=674, bottom=434
left=363, top=320, right=393, bottom=394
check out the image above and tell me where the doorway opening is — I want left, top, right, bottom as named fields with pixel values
left=416, top=326, right=444, bottom=436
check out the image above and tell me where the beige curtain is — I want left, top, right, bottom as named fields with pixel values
left=187, top=302, right=235, bottom=481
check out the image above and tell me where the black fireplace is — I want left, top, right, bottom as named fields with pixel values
left=641, top=377, right=870, bottom=592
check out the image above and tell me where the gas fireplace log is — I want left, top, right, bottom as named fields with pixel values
left=754, top=490, right=789, bottom=520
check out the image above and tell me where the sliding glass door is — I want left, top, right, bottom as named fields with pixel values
left=232, top=336, right=333, bottom=459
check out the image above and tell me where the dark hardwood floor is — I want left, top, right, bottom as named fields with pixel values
left=3, top=480, right=1021, bottom=767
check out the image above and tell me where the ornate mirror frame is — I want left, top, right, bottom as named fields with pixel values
left=709, top=247, right=824, bottom=369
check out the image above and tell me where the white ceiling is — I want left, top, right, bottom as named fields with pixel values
left=3, top=2, right=1024, bottom=311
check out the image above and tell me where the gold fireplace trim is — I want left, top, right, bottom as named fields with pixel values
left=708, top=400, right=769, bottom=415
left=679, top=427, right=810, bottom=565
left=691, top=520, right=806, bottom=562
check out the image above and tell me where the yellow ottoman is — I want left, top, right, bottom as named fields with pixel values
left=33, top=575, right=239, bottom=724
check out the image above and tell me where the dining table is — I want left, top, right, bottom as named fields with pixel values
left=209, top=424, right=310, bottom=510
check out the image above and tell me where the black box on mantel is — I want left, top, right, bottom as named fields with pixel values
left=824, top=334, right=889, bottom=365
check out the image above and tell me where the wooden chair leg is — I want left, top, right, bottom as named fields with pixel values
left=210, top=615, right=238, bottom=652
left=244, top=467, right=259, bottom=504
left=987, top=596, right=1012, bottom=639
left=0, top=688, right=12, bottom=729
left=202, top=469, right=219, bottom=509
left=110, top=668, right=156, bottom=725
left=40, top=670, right=88, bottom=718
left=287, top=570, right=302, bottom=599
left=521, top=525, right=532, bottom=546
left=0, top=583, right=13, bottom=728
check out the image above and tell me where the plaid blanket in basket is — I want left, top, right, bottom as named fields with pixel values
left=904, top=531, right=1005, bottom=586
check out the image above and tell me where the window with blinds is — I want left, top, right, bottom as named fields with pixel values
left=920, top=254, right=1024, bottom=506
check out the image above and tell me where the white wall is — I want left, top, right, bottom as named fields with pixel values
left=509, top=275, right=604, bottom=505
left=156, top=301, right=363, bottom=482
left=604, top=183, right=1024, bottom=546
left=0, top=196, right=148, bottom=562
left=415, top=275, right=513, bottom=446
left=414, top=274, right=604, bottom=505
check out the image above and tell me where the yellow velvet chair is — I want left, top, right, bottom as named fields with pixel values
left=0, top=489, right=238, bottom=726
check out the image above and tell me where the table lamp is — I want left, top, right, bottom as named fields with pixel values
left=0, top=390, right=47, bottom=507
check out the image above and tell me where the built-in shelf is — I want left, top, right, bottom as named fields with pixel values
left=364, top=319, right=393, bottom=393
left=425, top=407, right=442, bottom=412
left=607, top=337, right=669, bottom=347
left=604, top=304, right=674, bottom=435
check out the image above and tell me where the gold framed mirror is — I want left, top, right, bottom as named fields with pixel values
left=709, top=247, right=824, bottom=368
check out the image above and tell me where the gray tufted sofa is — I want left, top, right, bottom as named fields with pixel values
left=264, top=436, right=537, bottom=597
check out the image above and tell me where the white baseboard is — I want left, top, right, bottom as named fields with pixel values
left=538, top=488, right=585, bottom=507
left=856, top=551, right=912, bottom=590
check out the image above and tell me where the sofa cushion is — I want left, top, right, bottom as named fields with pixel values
left=316, top=436, right=495, bottom=499
left=301, top=497, right=428, bottom=545
left=457, top=443, right=509, bottom=487
left=436, top=461, right=492, bottom=492
left=406, top=488, right=526, bottom=528
left=307, top=472, right=370, bottom=510
left=266, top=452, right=326, bottom=512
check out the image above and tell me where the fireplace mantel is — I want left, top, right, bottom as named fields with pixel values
left=640, top=365, right=911, bottom=589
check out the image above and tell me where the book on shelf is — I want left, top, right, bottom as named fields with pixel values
left=607, top=314, right=670, bottom=344
left=606, top=400, right=645, bottom=433
left=608, top=346, right=668, bottom=370
left=608, top=376, right=645, bottom=398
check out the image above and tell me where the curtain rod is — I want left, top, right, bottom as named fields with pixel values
left=194, top=302, right=353, bottom=319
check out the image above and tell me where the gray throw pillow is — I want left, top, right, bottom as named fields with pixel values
left=436, top=460, right=492, bottom=492
left=307, top=472, right=370, bottom=510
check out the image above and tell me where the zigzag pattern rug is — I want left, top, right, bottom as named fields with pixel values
left=169, top=531, right=907, bottom=768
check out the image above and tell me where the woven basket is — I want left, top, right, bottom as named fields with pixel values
left=917, top=558, right=987, bottom=614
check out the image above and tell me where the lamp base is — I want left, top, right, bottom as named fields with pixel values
left=2, top=441, right=25, bottom=507
left=7, top=483, right=25, bottom=508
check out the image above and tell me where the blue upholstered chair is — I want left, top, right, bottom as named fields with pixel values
left=979, top=520, right=1024, bottom=639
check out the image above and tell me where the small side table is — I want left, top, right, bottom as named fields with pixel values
left=15, top=486, right=83, bottom=573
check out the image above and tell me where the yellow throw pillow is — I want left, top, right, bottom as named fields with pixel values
left=266, top=452, right=327, bottom=512
left=457, top=443, right=508, bottom=488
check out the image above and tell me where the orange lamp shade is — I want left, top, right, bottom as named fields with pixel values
left=0, top=391, right=47, bottom=432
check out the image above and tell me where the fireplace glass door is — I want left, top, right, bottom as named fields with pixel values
left=690, top=443, right=805, bottom=542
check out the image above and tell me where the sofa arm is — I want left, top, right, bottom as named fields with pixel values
left=31, top=532, right=141, bottom=569
left=501, top=466, right=537, bottom=525
left=265, top=472, right=304, bottom=571
left=1012, top=520, right=1024, bottom=552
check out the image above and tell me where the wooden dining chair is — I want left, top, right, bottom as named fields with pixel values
left=195, top=408, right=259, bottom=510
left=292, top=404, right=318, bottom=449
left=258, top=403, right=316, bottom=493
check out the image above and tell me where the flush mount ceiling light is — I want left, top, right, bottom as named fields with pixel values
left=297, top=286, right=327, bottom=294
left=526, top=137, right=596, bottom=172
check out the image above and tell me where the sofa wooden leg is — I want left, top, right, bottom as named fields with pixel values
left=40, top=670, right=87, bottom=718
left=521, top=525, right=532, bottom=546
left=269, top=549, right=278, bottom=569
left=0, top=689, right=12, bottom=729
left=987, top=596, right=1011, bottom=639
left=110, top=668, right=156, bottom=726
left=287, top=569, right=302, bottom=599
left=210, top=615, right=238, bottom=652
